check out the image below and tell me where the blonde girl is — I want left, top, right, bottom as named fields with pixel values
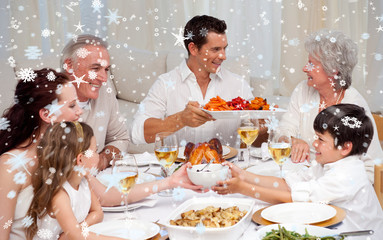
left=26, top=122, right=121, bottom=240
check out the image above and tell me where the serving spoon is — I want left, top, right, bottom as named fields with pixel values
left=325, top=230, right=373, bottom=239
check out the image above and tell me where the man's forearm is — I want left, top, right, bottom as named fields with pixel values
left=143, top=114, right=185, bottom=143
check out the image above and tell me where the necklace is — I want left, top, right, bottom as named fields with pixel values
left=319, top=88, right=344, bottom=111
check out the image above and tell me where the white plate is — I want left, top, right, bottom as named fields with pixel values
left=102, top=197, right=158, bottom=212
left=255, top=224, right=338, bottom=240
left=246, top=160, right=305, bottom=177
left=178, top=146, right=230, bottom=159
left=97, top=172, right=156, bottom=187
left=261, top=202, right=337, bottom=224
left=89, top=219, right=160, bottom=240
left=202, top=108, right=286, bottom=119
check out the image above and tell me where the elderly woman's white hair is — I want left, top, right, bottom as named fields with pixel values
left=60, top=34, right=108, bottom=72
left=304, top=29, right=358, bottom=90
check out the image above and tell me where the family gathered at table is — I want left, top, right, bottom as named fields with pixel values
left=1, top=15, right=383, bottom=240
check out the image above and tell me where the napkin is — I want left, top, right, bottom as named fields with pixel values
left=134, top=152, right=159, bottom=166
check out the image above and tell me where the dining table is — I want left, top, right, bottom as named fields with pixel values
left=99, top=147, right=343, bottom=240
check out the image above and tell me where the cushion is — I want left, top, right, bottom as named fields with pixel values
left=109, top=45, right=167, bottom=103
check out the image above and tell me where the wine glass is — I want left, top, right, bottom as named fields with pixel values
left=112, top=153, right=138, bottom=220
left=237, top=117, right=260, bottom=168
left=154, top=132, right=179, bottom=197
left=268, top=129, right=292, bottom=177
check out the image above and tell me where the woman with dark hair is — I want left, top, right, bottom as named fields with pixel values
left=0, top=68, right=83, bottom=239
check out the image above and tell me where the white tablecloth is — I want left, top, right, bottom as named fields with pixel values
left=101, top=148, right=339, bottom=239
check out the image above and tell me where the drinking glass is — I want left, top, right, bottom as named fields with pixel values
left=154, top=132, right=179, bottom=197
left=268, top=130, right=292, bottom=177
left=237, top=117, right=259, bottom=168
left=112, top=153, right=138, bottom=220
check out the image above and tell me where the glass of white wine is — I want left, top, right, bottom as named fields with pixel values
left=268, top=130, right=292, bottom=177
left=112, top=153, right=138, bottom=220
left=154, top=132, right=179, bottom=197
left=237, top=117, right=260, bottom=168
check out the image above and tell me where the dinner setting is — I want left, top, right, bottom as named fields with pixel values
left=1, top=1, right=383, bottom=240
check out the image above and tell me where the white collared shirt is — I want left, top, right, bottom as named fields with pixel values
left=284, top=156, right=383, bottom=237
left=131, top=60, right=253, bottom=146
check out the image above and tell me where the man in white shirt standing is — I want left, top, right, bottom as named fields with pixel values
left=61, top=35, right=130, bottom=170
left=131, top=15, right=253, bottom=146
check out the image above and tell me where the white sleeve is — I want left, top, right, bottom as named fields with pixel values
left=130, top=77, right=168, bottom=144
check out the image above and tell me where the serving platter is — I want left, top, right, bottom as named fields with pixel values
left=202, top=108, right=286, bottom=119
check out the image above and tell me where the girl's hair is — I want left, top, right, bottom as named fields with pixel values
left=314, top=103, right=373, bottom=156
left=304, top=29, right=358, bottom=90
left=26, top=121, right=94, bottom=240
left=0, top=68, right=69, bottom=155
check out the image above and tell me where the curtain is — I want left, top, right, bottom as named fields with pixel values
left=1, top=0, right=381, bottom=112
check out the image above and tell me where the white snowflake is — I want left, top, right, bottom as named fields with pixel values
left=5, top=150, right=32, bottom=174
left=24, top=46, right=42, bottom=60
left=95, top=111, right=105, bottom=118
left=21, top=216, right=33, bottom=227
left=37, top=228, right=53, bottom=239
left=16, top=68, right=37, bottom=82
left=9, top=17, right=21, bottom=30
left=88, top=70, right=97, bottom=80
left=172, top=187, right=186, bottom=202
left=164, top=79, right=175, bottom=89
left=199, top=27, right=208, bottom=37
left=71, top=73, right=87, bottom=88
left=265, top=116, right=279, bottom=131
left=339, top=80, right=346, bottom=87
left=74, top=165, right=86, bottom=175
left=47, top=71, right=56, bottom=81
left=41, top=28, right=52, bottom=38
left=106, top=87, right=112, bottom=93
left=3, top=219, right=12, bottom=229
left=104, top=9, right=123, bottom=25
left=45, top=99, right=64, bottom=118
left=92, top=0, right=104, bottom=13
left=13, top=171, right=27, bottom=184
left=84, top=149, right=94, bottom=158
left=0, top=117, right=10, bottom=130
left=185, top=31, right=194, bottom=40
left=330, top=37, right=337, bottom=43
left=7, top=56, right=16, bottom=67
left=288, top=38, right=300, bottom=46
left=76, top=47, right=90, bottom=58
left=88, top=167, right=99, bottom=176
left=81, top=221, right=90, bottom=238
left=7, top=190, right=16, bottom=199
left=305, top=62, right=315, bottom=72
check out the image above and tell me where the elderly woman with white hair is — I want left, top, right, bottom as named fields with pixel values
left=278, top=29, right=382, bottom=183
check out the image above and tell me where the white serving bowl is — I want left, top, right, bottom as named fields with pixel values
left=255, top=224, right=339, bottom=240
left=186, top=164, right=229, bottom=188
left=162, top=197, right=255, bottom=240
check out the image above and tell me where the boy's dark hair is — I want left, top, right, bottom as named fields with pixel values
left=183, top=15, right=227, bottom=55
left=314, top=103, right=373, bottom=156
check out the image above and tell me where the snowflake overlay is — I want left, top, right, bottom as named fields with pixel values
left=16, top=68, right=37, bottom=82
left=76, top=47, right=91, bottom=58
left=47, top=71, right=56, bottom=81
left=0, top=117, right=10, bottom=130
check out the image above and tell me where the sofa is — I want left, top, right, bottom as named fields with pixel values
left=0, top=45, right=290, bottom=153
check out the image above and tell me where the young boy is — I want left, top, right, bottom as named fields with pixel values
left=213, top=104, right=383, bottom=237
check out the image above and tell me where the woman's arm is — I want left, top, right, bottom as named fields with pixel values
left=0, top=155, right=23, bottom=239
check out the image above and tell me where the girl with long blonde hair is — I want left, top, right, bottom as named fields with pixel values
left=26, top=122, right=121, bottom=240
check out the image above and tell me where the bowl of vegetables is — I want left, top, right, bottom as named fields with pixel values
left=256, top=224, right=340, bottom=240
